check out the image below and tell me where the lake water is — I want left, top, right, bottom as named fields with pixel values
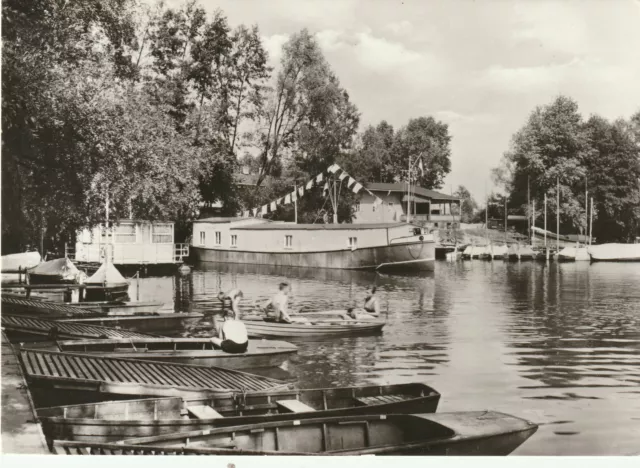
left=132, top=260, right=640, bottom=456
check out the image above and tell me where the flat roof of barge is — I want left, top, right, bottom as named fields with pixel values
left=233, top=223, right=408, bottom=230
left=195, top=217, right=255, bottom=224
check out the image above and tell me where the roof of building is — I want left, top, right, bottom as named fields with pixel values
left=195, top=217, right=254, bottom=224
left=365, top=182, right=460, bottom=202
left=233, top=222, right=410, bottom=231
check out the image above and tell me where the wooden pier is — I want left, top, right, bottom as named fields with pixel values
left=20, top=348, right=291, bottom=405
left=1, top=333, right=49, bottom=454
left=2, top=314, right=157, bottom=340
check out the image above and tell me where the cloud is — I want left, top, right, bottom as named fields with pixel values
left=384, top=20, right=413, bottom=36
left=262, top=33, right=289, bottom=64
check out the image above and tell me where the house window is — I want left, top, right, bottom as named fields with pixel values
left=230, top=234, right=237, bottom=247
left=215, top=231, right=222, bottom=245
left=348, top=237, right=358, bottom=249
left=152, top=223, right=173, bottom=243
left=284, top=235, right=293, bottom=248
left=114, top=223, right=136, bottom=244
left=372, top=204, right=376, bottom=212
left=199, top=231, right=205, bottom=246
left=355, top=201, right=361, bottom=212
left=100, top=225, right=113, bottom=243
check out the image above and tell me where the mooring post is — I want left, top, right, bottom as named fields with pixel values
left=136, top=270, right=140, bottom=301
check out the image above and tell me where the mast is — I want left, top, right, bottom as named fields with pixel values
left=544, top=193, right=547, bottom=248
left=589, top=197, right=594, bottom=245
left=532, top=199, right=536, bottom=247
left=556, top=176, right=560, bottom=252
left=105, top=189, right=110, bottom=265
left=504, top=196, right=507, bottom=244
left=527, top=175, right=531, bottom=245
left=333, top=177, right=338, bottom=224
left=585, top=178, right=588, bottom=247
left=294, top=184, right=298, bottom=224
left=407, top=154, right=411, bottom=224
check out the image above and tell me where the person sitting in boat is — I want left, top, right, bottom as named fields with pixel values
left=260, top=282, right=310, bottom=324
left=210, top=309, right=249, bottom=354
left=217, top=288, right=244, bottom=318
left=346, top=286, right=381, bottom=320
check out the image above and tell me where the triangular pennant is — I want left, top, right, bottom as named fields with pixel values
left=316, top=173, right=324, bottom=183
left=291, top=191, right=297, bottom=202
left=347, top=177, right=356, bottom=188
left=261, top=205, right=268, bottom=215
left=306, top=180, right=313, bottom=190
left=374, top=197, right=383, bottom=206
left=352, top=183, right=363, bottom=194
left=284, top=194, right=291, bottom=204
left=328, top=164, right=339, bottom=173
left=276, top=198, right=283, bottom=205
left=339, top=172, right=348, bottom=181
left=253, top=208, right=258, bottom=216
left=270, top=201, right=276, bottom=211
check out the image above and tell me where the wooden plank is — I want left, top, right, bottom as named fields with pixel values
left=70, top=355, right=98, bottom=381
left=275, top=400, right=316, bottom=413
left=186, top=367, right=229, bottom=389
left=125, top=360, right=162, bottom=386
left=41, top=352, right=62, bottom=377
left=83, top=357, right=110, bottom=381
left=100, top=359, right=127, bottom=382
left=144, top=361, right=189, bottom=387
left=187, top=405, right=224, bottom=419
left=56, top=354, right=78, bottom=379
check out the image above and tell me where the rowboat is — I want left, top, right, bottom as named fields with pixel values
left=38, top=383, right=440, bottom=443
left=242, top=316, right=385, bottom=338
left=1, top=251, right=42, bottom=273
left=1, top=314, right=158, bottom=341
left=35, top=338, right=297, bottom=369
left=52, top=411, right=537, bottom=455
left=588, top=243, right=640, bottom=262
left=83, top=263, right=129, bottom=301
left=20, top=348, right=291, bottom=408
left=58, top=313, right=204, bottom=334
left=66, top=301, right=164, bottom=315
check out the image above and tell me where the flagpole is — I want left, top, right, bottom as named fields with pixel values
left=333, top=177, right=338, bottom=224
left=407, top=154, right=411, bottom=224
left=294, top=184, right=298, bottom=224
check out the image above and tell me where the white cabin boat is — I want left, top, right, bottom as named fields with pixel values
left=588, top=243, right=640, bottom=262
left=74, top=220, right=189, bottom=266
left=190, top=218, right=435, bottom=271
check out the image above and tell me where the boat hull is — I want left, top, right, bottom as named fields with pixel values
left=84, top=284, right=130, bottom=302
left=588, top=243, right=640, bottom=262
left=39, top=383, right=441, bottom=443
left=190, top=241, right=435, bottom=272
left=243, top=319, right=385, bottom=338
left=1, top=251, right=42, bottom=273
left=58, top=313, right=204, bottom=333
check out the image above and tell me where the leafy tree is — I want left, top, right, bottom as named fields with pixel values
left=452, top=186, right=477, bottom=223
left=339, top=121, right=395, bottom=183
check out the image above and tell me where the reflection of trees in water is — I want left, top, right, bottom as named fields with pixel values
left=502, top=262, right=640, bottom=388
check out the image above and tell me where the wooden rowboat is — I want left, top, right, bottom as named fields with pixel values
left=51, top=411, right=538, bottom=455
left=58, top=313, right=204, bottom=334
left=1, top=314, right=158, bottom=341
left=66, top=301, right=164, bottom=315
left=33, top=338, right=297, bottom=370
left=38, top=383, right=440, bottom=443
left=242, top=316, right=385, bottom=338
left=20, top=348, right=291, bottom=408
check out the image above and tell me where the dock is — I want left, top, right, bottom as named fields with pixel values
left=1, top=333, right=49, bottom=454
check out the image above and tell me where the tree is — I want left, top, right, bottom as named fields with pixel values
left=339, top=121, right=395, bottom=183
left=583, top=115, right=640, bottom=242
left=452, top=186, right=477, bottom=223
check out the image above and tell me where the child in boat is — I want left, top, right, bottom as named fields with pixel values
left=260, top=282, right=309, bottom=324
left=211, top=309, right=249, bottom=353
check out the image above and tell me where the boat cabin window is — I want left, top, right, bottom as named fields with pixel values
left=114, top=223, right=136, bottom=244
left=215, top=231, right=222, bottom=245
left=348, top=237, right=358, bottom=249
left=230, top=234, right=237, bottom=247
left=284, top=235, right=293, bottom=248
left=152, top=223, right=173, bottom=243
left=199, top=231, right=205, bottom=246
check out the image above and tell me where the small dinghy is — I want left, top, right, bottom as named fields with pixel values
left=242, top=316, right=385, bottom=338
left=41, top=337, right=298, bottom=369
left=51, top=411, right=538, bottom=456
left=1, top=251, right=42, bottom=273
left=84, top=263, right=129, bottom=301
left=38, top=383, right=441, bottom=443
left=28, top=258, right=84, bottom=284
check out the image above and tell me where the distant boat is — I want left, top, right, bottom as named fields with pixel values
left=1, top=251, right=42, bottom=273
left=491, top=244, right=508, bottom=260
left=507, top=244, right=536, bottom=261
left=588, top=243, right=640, bottom=262
left=92, top=411, right=538, bottom=456
left=38, top=383, right=441, bottom=444
left=28, top=257, right=85, bottom=284
left=556, top=246, right=590, bottom=262
left=84, top=262, right=129, bottom=301
left=461, top=245, right=473, bottom=259
left=470, top=245, right=487, bottom=259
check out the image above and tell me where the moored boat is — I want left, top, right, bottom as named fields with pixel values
left=556, top=246, right=590, bottom=262
left=491, top=244, right=508, bottom=260
left=81, top=411, right=537, bottom=456
left=1, top=251, right=42, bottom=273
left=28, top=258, right=85, bottom=284
left=38, top=337, right=297, bottom=369
left=588, top=243, right=640, bottom=262
left=191, top=218, right=436, bottom=272
left=507, top=244, right=536, bottom=261
left=66, top=300, right=164, bottom=315
left=20, top=348, right=291, bottom=408
left=38, top=383, right=441, bottom=443
left=461, top=245, right=473, bottom=259
left=242, top=316, right=385, bottom=338
left=58, top=312, right=204, bottom=333
left=84, top=263, right=129, bottom=301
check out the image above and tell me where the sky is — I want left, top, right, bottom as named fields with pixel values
left=167, top=0, right=640, bottom=201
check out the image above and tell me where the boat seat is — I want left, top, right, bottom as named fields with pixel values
left=353, top=395, right=409, bottom=406
left=275, top=399, right=316, bottom=413
left=186, top=405, right=224, bottom=419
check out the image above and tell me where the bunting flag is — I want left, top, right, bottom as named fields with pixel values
left=270, top=201, right=276, bottom=211
left=339, top=172, right=348, bottom=181
left=261, top=205, right=268, bottom=215
left=277, top=197, right=283, bottom=205
left=306, top=180, right=313, bottom=190
left=373, top=197, right=383, bottom=206
left=243, top=210, right=250, bottom=217
left=291, top=191, right=297, bottom=202
left=316, top=173, right=324, bottom=183
left=253, top=208, right=258, bottom=217
left=347, top=177, right=356, bottom=188
left=298, top=186, right=305, bottom=197
left=328, top=164, right=339, bottom=173
left=284, top=194, right=291, bottom=204
left=323, top=182, right=330, bottom=197
left=352, top=183, right=363, bottom=194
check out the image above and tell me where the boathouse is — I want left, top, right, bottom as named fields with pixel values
left=73, top=219, right=189, bottom=265
left=354, top=182, right=461, bottom=229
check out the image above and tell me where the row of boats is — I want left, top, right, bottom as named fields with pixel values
left=456, top=242, right=640, bottom=262
left=1, top=293, right=539, bottom=456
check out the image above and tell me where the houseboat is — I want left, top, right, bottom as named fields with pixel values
left=190, top=218, right=436, bottom=271
left=72, top=219, right=189, bottom=271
